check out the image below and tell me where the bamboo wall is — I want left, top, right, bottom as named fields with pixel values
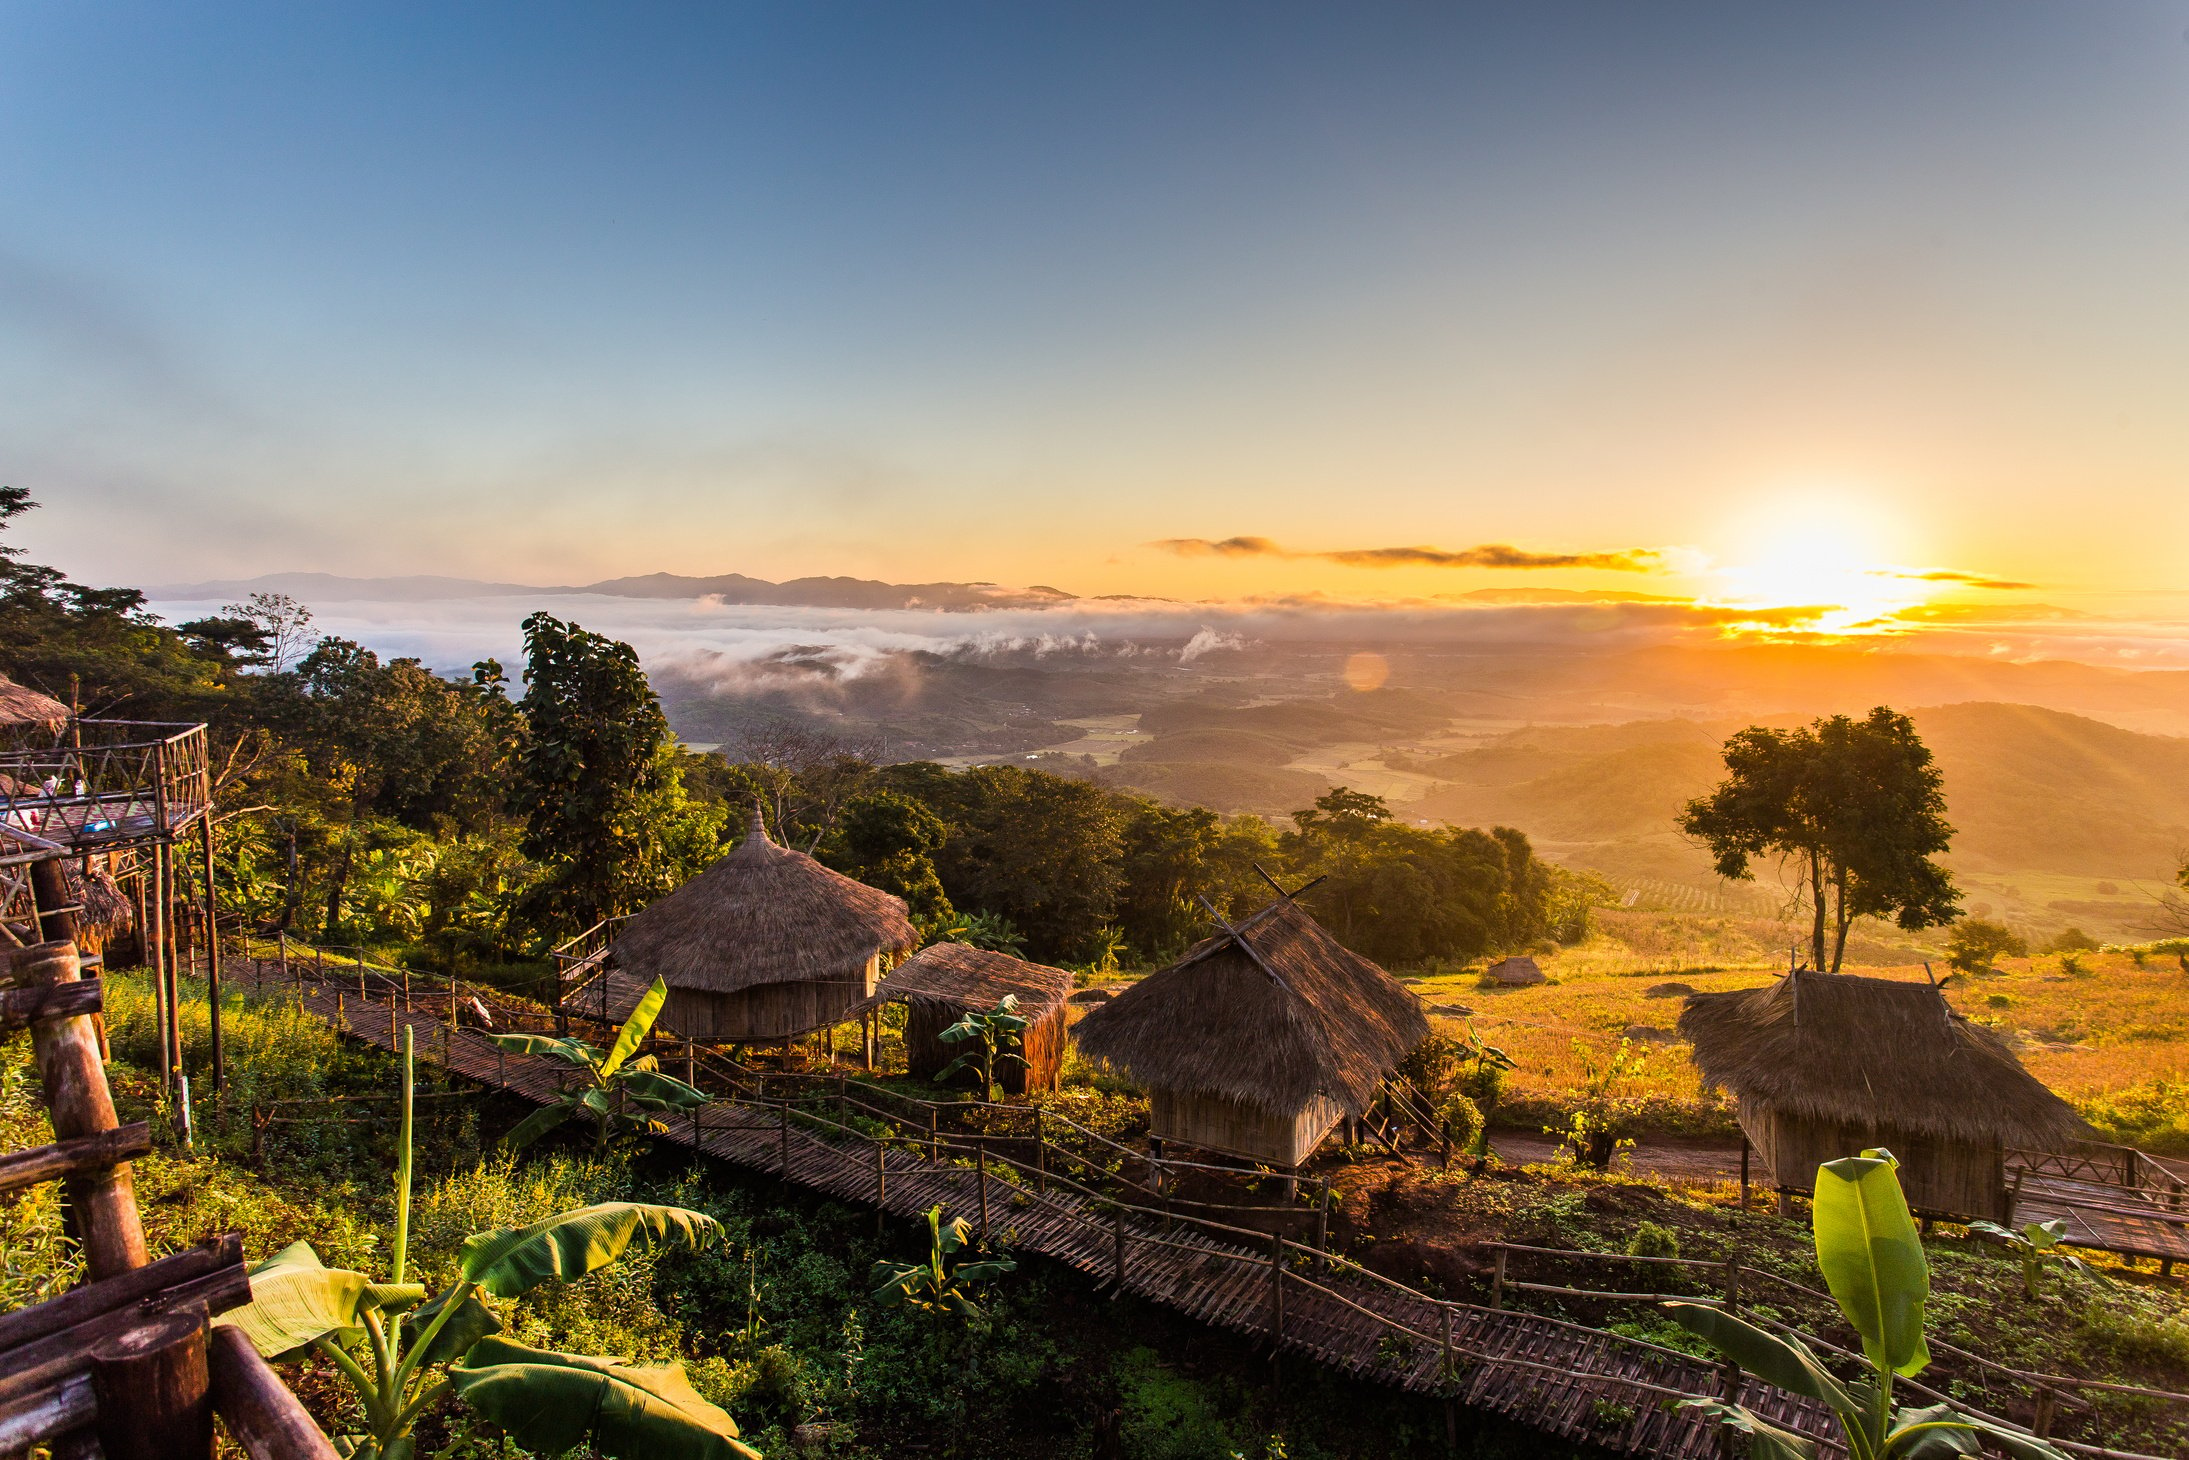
left=663, top=954, right=880, bottom=1042
left=1149, top=1088, right=1348, bottom=1168
left=902, top=999, right=1066, bottom=1093
left=1741, top=1098, right=2008, bottom=1220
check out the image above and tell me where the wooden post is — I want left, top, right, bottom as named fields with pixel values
left=199, top=814, right=222, bottom=1093
left=1316, top=1178, right=1331, bottom=1273
left=401, top=966, right=410, bottom=1010
left=863, top=1009, right=874, bottom=1070
left=147, top=847, right=170, bottom=1091
left=90, top=1308, right=212, bottom=1460
left=1113, top=1203, right=1128, bottom=1290
left=1439, top=1302, right=1454, bottom=1386
left=2008, top=1163, right=2028, bottom=1224
left=356, top=952, right=365, bottom=1000
left=1268, top=1230, right=1285, bottom=1345
left=1441, top=1302, right=1458, bottom=1448
left=1490, top=1247, right=1506, bottom=1310
left=1034, top=1106, right=1047, bottom=1194
left=208, top=1326, right=341, bottom=1460
left=875, top=1136, right=887, bottom=1210
left=496, top=1043, right=506, bottom=1090
left=29, top=857, right=79, bottom=945
left=1739, top=1138, right=1751, bottom=1210
left=928, top=1105, right=939, bottom=1160
left=1723, top=1254, right=1742, bottom=1316
left=278, top=929, right=289, bottom=986
left=18, top=941, right=149, bottom=1278
left=779, top=1098, right=791, bottom=1175
left=686, top=1036, right=696, bottom=1086
left=977, top=1138, right=990, bottom=1239
left=2032, top=1387, right=2057, bottom=1439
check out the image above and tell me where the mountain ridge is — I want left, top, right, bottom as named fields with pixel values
left=145, top=570, right=1083, bottom=611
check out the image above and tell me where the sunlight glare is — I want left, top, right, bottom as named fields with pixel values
left=1708, top=496, right=1927, bottom=635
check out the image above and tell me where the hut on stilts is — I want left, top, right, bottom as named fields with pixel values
left=1071, top=895, right=1429, bottom=1169
left=608, top=808, right=918, bottom=1044
left=855, top=942, right=1074, bottom=1092
left=1679, top=969, right=2087, bottom=1221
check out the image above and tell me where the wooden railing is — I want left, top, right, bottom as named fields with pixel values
left=0, top=721, right=210, bottom=863
left=1478, top=1240, right=2189, bottom=1460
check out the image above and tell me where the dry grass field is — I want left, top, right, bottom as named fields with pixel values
left=1396, top=916, right=2189, bottom=1152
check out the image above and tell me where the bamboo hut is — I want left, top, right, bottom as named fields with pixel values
left=1072, top=897, right=1429, bottom=1168
left=65, top=862, right=134, bottom=963
left=0, top=674, right=67, bottom=737
left=856, top=943, right=1073, bottom=1093
left=1679, top=971, right=2088, bottom=1221
left=611, top=809, right=918, bottom=1042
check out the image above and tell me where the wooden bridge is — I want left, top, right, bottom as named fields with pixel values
left=244, top=951, right=2161, bottom=1460
left=2010, top=1147, right=2189, bottom=1269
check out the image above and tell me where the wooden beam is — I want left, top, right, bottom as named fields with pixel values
left=208, top=1326, right=341, bottom=1460
left=90, top=1307, right=212, bottom=1460
left=0, top=976, right=102, bottom=1033
left=0, top=1236, right=240, bottom=1356
left=0, top=1123, right=152, bottom=1198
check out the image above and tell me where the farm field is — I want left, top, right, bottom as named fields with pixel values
left=1377, top=919, right=2189, bottom=1154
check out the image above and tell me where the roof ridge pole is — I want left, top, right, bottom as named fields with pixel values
left=1194, top=894, right=1294, bottom=996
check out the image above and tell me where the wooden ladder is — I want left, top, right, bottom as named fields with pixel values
left=0, top=939, right=336, bottom=1460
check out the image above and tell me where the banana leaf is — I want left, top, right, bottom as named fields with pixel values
left=1675, top=1398, right=1818, bottom=1460
left=217, top=1242, right=390, bottom=1359
left=486, top=1032, right=601, bottom=1068
left=622, top=1069, right=711, bottom=1110
left=1815, top=1149, right=1930, bottom=1377
left=449, top=1337, right=757, bottom=1460
left=600, top=978, right=668, bottom=1078
left=459, top=1203, right=720, bottom=1298
left=409, top=1285, right=504, bottom=1369
left=1660, top=1303, right=1859, bottom=1415
left=503, top=1099, right=581, bottom=1150
left=1886, top=1403, right=2069, bottom=1460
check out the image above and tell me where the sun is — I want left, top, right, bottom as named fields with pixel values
left=1706, top=498, right=1929, bottom=635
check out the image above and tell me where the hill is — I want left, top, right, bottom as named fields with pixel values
left=1404, top=702, right=2189, bottom=938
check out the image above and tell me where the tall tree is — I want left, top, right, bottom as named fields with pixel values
left=1680, top=706, right=1960, bottom=973
left=515, top=613, right=673, bottom=934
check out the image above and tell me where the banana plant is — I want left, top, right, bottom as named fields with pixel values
left=935, top=994, right=1029, bottom=1101
left=870, top=1203, right=1017, bottom=1321
left=216, top=1027, right=751, bottom=1460
left=1967, top=1217, right=2088, bottom=1302
left=490, top=976, right=710, bottom=1150
left=1664, top=1149, right=2067, bottom=1460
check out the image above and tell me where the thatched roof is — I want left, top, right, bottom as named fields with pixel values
left=0, top=675, right=67, bottom=731
left=856, top=943, right=1074, bottom=1024
left=613, top=808, right=917, bottom=995
left=67, top=865, right=133, bottom=935
left=1071, top=897, right=1429, bottom=1118
left=1485, top=956, right=1544, bottom=986
left=1679, top=972, right=2087, bottom=1150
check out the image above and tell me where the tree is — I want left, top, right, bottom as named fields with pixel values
left=1946, top=918, right=2027, bottom=974
left=515, top=613, right=674, bottom=934
left=934, top=995, right=1030, bottom=1100
left=1680, top=708, right=1960, bottom=974
left=830, top=790, right=955, bottom=926
left=226, top=591, right=316, bottom=671
left=870, top=1205, right=1016, bottom=1322
left=217, top=1029, right=748, bottom=1460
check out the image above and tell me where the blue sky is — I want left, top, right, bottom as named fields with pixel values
left=5, top=2, right=2187, bottom=606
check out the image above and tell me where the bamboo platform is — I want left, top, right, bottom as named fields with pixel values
left=282, top=972, right=1841, bottom=1460
left=2012, top=1174, right=2189, bottom=1266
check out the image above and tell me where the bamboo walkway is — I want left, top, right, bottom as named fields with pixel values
left=275, top=970, right=1838, bottom=1460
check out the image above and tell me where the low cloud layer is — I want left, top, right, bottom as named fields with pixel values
left=1874, top=568, right=2037, bottom=591
left=1148, top=536, right=1666, bottom=571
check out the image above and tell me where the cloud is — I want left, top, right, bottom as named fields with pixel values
left=1871, top=568, right=2036, bottom=591
left=1148, top=536, right=1665, bottom=572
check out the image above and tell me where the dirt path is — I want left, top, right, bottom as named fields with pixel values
left=1489, top=1130, right=1745, bottom=1184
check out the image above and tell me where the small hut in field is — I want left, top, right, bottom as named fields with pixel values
left=1071, top=897, right=1429, bottom=1168
left=611, top=809, right=917, bottom=1043
left=1484, top=956, right=1544, bottom=987
left=1680, top=970, right=2087, bottom=1221
left=857, top=943, right=1074, bottom=1093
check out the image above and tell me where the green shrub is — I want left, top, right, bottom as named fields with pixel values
left=1626, top=1221, right=1681, bottom=1261
left=1115, top=1346, right=1238, bottom=1460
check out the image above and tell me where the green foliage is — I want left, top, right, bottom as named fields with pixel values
left=933, top=995, right=1031, bottom=1100
left=1680, top=707, right=1960, bottom=975
left=517, top=613, right=725, bottom=936
left=1666, top=1149, right=2068, bottom=1460
left=2078, top=1076, right=2189, bottom=1156
left=869, top=1205, right=1017, bottom=1321
left=1436, top=1092, right=1485, bottom=1153
left=489, top=978, right=710, bottom=1150
left=1626, top=1221, right=1680, bottom=1262
left=1543, top=1038, right=1646, bottom=1170
left=2049, top=926, right=2100, bottom=954
left=1113, top=1346, right=1239, bottom=1460
left=1947, top=919, right=2029, bottom=974
left=1966, top=1219, right=2087, bottom=1302
left=217, top=1031, right=736, bottom=1460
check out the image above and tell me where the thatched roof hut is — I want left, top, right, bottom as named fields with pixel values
left=613, top=808, right=917, bottom=1042
left=1484, top=956, right=1544, bottom=987
left=0, top=674, right=67, bottom=734
left=1073, top=897, right=1429, bottom=1167
left=858, top=943, right=1074, bottom=1093
left=1680, top=971, right=2088, bottom=1220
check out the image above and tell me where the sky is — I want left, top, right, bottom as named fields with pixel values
left=6, top=2, right=2189, bottom=620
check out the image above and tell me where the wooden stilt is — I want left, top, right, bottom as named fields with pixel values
left=90, top=1308, right=212, bottom=1460
left=199, top=816, right=222, bottom=1093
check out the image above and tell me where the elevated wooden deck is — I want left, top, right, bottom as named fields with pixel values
left=283, top=971, right=1837, bottom=1460
left=0, top=721, right=210, bottom=865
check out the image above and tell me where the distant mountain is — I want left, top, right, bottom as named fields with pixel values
left=146, top=570, right=1080, bottom=611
